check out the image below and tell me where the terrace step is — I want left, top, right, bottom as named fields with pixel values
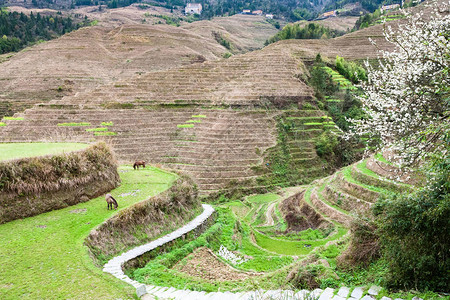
left=332, top=172, right=379, bottom=203
left=310, top=186, right=352, bottom=226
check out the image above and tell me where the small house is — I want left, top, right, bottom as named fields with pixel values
left=242, top=9, right=251, bottom=14
left=252, top=10, right=263, bottom=15
left=381, top=4, right=400, bottom=13
left=185, top=3, right=202, bottom=15
left=265, top=14, right=274, bottom=19
left=320, top=10, right=337, bottom=19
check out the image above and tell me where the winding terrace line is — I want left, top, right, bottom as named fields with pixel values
left=102, top=203, right=393, bottom=300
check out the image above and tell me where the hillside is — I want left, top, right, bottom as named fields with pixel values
left=0, top=5, right=396, bottom=194
left=0, top=6, right=279, bottom=118
left=1, top=1, right=437, bottom=194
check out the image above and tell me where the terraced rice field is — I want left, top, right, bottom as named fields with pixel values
left=323, top=67, right=357, bottom=91
left=0, top=165, right=178, bottom=299
left=113, top=152, right=420, bottom=299
left=127, top=189, right=348, bottom=292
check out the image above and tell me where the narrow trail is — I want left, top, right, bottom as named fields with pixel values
left=262, top=201, right=276, bottom=226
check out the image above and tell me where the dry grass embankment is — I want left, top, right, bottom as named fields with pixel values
left=0, top=142, right=120, bottom=223
left=85, top=173, right=202, bottom=265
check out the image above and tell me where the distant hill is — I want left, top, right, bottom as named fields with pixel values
left=1, top=0, right=390, bottom=21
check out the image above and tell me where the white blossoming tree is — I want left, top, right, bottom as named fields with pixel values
left=347, top=2, right=450, bottom=167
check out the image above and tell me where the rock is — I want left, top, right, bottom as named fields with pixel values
left=368, top=285, right=382, bottom=296
left=318, top=287, right=334, bottom=300
left=337, top=287, right=350, bottom=298
left=136, top=285, right=147, bottom=298
left=350, top=287, right=364, bottom=299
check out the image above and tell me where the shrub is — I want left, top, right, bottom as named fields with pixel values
left=337, top=214, right=380, bottom=268
left=309, top=63, right=338, bottom=97
left=315, top=130, right=338, bottom=157
left=266, top=23, right=345, bottom=45
left=335, top=56, right=367, bottom=83
left=373, top=160, right=450, bottom=291
left=212, top=31, right=233, bottom=51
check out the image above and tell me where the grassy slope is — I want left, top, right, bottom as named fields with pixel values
left=0, top=166, right=177, bottom=300
left=0, top=142, right=90, bottom=161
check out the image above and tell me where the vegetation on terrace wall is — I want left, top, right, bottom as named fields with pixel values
left=335, top=56, right=367, bottom=84
left=0, top=10, right=90, bottom=54
left=265, top=23, right=345, bottom=45
left=85, top=173, right=202, bottom=265
left=212, top=31, right=233, bottom=51
left=353, top=7, right=405, bottom=30
left=0, top=142, right=120, bottom=223
left=308, top=54, right=365, bottom=164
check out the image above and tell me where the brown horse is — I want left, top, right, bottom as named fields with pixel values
left=133, top=160, right=146, bottom=170
left=105, top=193, right=118, bottom=210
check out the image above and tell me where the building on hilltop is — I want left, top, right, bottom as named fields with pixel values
left=242, top=9, right=251, bottom=14
left=265, top=14, right=274, bottom=19
left=317, top=10, right=337, bottom=20
left=380, top=4, right=400, bottom=13
left=185, top=3, right=202, bottom=15
left=252, top=10, right=263, bottom=15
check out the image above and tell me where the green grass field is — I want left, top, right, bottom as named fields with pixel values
left=0, top=166, right=177, bottom=300
left=0, top=142, right=90, bottom=161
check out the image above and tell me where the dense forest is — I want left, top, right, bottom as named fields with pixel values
left=265, top=22, right=345, bottom=45
left=0, top=10, right=88, bottom=54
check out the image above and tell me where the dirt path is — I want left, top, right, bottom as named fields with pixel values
left=262, top=201, right=277, bottom=226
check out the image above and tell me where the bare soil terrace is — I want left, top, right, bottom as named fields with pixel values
left=173, top=247, right=260, bottom=282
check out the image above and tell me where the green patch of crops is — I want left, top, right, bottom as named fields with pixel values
left=101, top=121, right=114, bottom=126
left=192, top=115, right=206, bottom=118
left=304, top=122, right=323, bottom=126
left=177, top=124, right=195, bottom=128
left=0, top=122, right=5, bottom=126
left=94, top=131, right=117, bottom=136
left=2, top=116, right=24, bottom=120
left=85, top=127, right=108, bottom=132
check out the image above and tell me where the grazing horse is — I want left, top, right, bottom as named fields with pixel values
left=133, top=160, right=146, bottom=170
left=105, top=193, right=118, bottom=210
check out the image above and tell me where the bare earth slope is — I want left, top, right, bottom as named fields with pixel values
left=0, top=24, right=225, bottom=117
left=0, top=43, right=316, bottom=193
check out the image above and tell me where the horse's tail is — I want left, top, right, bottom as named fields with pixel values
left=110, top=195, right=118, bottom=209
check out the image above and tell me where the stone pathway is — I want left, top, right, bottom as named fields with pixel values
left=103, top=204, right=411, bottom=300
left=103, top=204, right=215, bottom=289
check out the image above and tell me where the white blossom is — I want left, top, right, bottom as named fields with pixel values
left=346, top=1, right=450, bottom=167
